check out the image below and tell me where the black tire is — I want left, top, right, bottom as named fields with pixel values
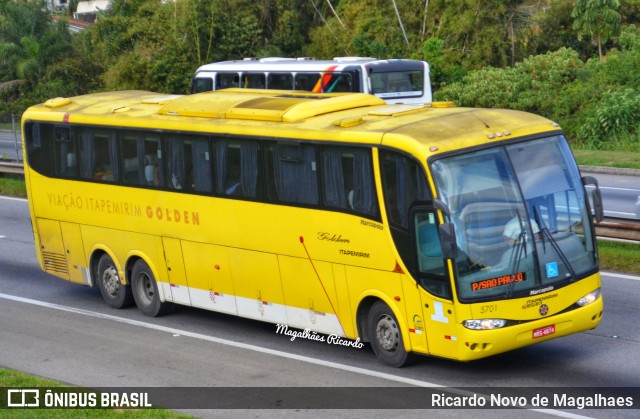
left=367, top=301, right=414, bottom=367
left=131, top=259, right=170, bottom=317
left=97, top=253, right=133, bottom=309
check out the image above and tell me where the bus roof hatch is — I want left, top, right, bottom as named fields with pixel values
left=158, top=89, right=385, bottom=122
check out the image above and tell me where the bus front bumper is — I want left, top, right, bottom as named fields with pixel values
left=454, top=298, right=603, bottom=361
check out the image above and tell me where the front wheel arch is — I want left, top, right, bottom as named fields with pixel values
left=366, top=300, right=415, bottom=367
left=357, top=296, right=414, bottom=367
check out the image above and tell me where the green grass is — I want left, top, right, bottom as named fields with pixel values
left=0, top=368, right=191, bottom=418
left=597, top=240, right=640, bottom=275
left=0, top=176, right=26, bottom=197
left=573, top=148, right=640, bottom=170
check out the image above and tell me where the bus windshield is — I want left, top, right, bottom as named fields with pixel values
left=369, top=70, right=423, bottom=99
left=429, top=135, right=598, bottom=301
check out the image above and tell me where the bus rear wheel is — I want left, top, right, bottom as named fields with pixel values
left=131, top=259, right=170, bottom=317
left=367, top=301, right=413, bottom=367
left=97, top=254, right=133, bottom=309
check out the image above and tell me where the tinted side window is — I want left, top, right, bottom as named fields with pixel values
left=265, top=142, right=318, bottom=205
left=191, top=77, right=213, bottom=93
left=120, top=131, right=164, bottom=187
left=295, top=73, right=322, bottom=91
left=243, top=73, right=265, bottom=89
left=380, top=150, right=431, bottom=228
left=25, top=123, right=56, bottom=177
left=79, top=127, right=119, bottom=182
left=26, top=123, right=79, bottom=178
left=322, top=73, right=353, bottom=93
left=216, top=73, right=240, bottom=89
left=166, top=134, right=212, bottom=193
left=268, top=73, right=293, bottom=90
left=215, top=139, right=262, bottom=199
left=321, top=146, right=378, bottom=217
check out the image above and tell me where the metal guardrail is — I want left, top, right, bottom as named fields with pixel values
left=596, top=219, right=640, bottom=242
left=0, top=161, right=23, bottom=174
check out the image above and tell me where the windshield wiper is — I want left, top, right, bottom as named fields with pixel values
left=533, top=206, right=576, bottom=282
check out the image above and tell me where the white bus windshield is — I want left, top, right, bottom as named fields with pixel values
left=369, top=70, right=424, bottom=99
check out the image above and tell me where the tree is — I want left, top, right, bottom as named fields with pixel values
left=572, top=0, right=621, bottom=62
left=0, top=0, right=51, bottom=83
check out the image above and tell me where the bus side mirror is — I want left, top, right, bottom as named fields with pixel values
left=582, top=176, right=604, bottom=223
left=591, top=188, right=604, bottom=223
left=438, top=223, right=458, bottom=259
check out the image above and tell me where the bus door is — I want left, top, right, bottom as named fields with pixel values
left=410, top=207, right=459, bottom=359
left=380, top=150, right=457, bottom=357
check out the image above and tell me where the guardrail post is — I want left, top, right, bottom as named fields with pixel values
left=12, top=114, right=20, bottom=162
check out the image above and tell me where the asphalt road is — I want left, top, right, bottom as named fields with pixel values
left=0, top=195, right=639, bottom=418
left=583, top=171, right=640, bottom=220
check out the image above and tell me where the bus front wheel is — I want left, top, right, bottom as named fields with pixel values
left=367, top=301, right=413, bottom=367
left=131, top=259, right=170, bottom=317
left=97, top=254, right=133, bottom=309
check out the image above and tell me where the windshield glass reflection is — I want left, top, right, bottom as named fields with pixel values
left=429, top=136, right=597, bottom=301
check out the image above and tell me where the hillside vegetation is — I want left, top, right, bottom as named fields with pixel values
left=2, top=0, right=640, bottom=151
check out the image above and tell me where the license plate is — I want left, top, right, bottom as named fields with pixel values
left=533, top=324, right=556, bottom=339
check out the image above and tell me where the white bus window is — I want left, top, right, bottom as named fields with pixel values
left=191, top=77, right=213, bottom=93
left=322, top=73, right=352, bottom=93
left=268, top=73, right=293, bottom=90
left=216, top=73, right=240, bottom=89
left=295, top=73, right=322, bottom=91
left=243, top=73, right=265, bottom=89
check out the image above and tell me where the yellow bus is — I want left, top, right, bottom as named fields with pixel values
left=22, top=89, right=604, bottom=366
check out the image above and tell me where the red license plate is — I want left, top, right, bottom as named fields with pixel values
left=532, top=324, right=556, bottom=339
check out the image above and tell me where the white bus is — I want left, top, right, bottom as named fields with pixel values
left=191, top=57, right=432, bottom=104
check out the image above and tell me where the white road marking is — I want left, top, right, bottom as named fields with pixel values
left=0, top=195, right=28, bottom=202
left=602, top=271, right=640, bottom=281
left=599, top=186, right=640, bottom=193
left=604, top=210, right=636, bottom=217
left=0, top=292, right=596, bottom=418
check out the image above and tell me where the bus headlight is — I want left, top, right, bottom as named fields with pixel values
left=576, top=288, right=601, bottom=307
left=463, top=319, right=507, bottom=330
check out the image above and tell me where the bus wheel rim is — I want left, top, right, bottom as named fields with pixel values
left=376, top=314, right=399, bottom=352
left=102, top=265, right=120, bottom=296
left=138, top=272, right=154, bottom=305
